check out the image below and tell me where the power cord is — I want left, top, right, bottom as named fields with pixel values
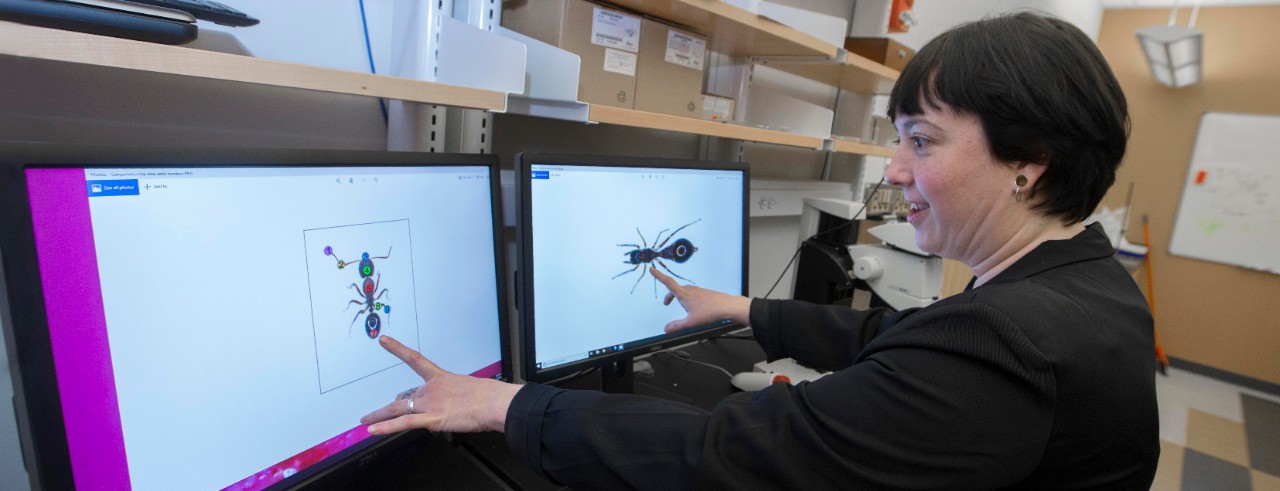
left=761, top=179, right=886, bottom=299
left=542, top=366, right=599, bottom=386
left=654, top=350, right=734, bottom=379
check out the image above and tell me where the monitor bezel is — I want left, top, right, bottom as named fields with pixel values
left=0, top=142, right=512, bottom=490
left=514, top=152, right=750, bottom=385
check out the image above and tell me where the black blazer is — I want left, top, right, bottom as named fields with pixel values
left=505, top=223, right=1159, bottom=490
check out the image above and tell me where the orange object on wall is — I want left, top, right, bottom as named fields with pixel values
left=889, top=0, right=915, bottom=33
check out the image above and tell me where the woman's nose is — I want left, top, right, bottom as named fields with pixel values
left=883, top=158, right=910, bottom=188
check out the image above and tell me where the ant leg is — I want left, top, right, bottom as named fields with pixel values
left=657, top=219, right=701, bottom=249
left=618, top=243, right=641, bottom=249
left=656, top=259, right=695, bottom=284
left=371, top=246, right=392, bottom=260
left=344, top=299, right=364, bottom=312
left=612, top=263, right=641, bottom=279
left=629, top=264, right=647, bottom=294
left=651, top=228, right=671, bottom=250
left=635, top=227, right=650, bottom=249
left=373, top=289, right=389, bottom=302
left=349, top=307, right=370, bottom=336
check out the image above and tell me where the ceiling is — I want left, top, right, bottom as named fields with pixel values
left=1099, top=0, right=1280, bottom=7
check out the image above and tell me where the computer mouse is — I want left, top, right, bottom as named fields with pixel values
left=729, top=372, right=791, bottom=391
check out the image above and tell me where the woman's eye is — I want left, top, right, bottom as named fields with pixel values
left=911, top=137, right=926, bottom=149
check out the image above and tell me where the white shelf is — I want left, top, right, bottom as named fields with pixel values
left=0, top=21, right=508, bottom=112
left=588, top=104, right=826, bottom=149
left=1, top=17, right=896, bottom=158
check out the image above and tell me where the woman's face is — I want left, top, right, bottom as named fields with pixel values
left=885, top=104, right=1024, bottom=265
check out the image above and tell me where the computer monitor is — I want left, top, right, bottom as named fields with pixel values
left=515, top=153, right=748, bottom=390
left=0, top=143, right=511, bottom=490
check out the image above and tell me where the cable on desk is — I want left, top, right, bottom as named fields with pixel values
left=541, top=366, right=599, bottom=386
left=655, top=350, right=734, bottom=379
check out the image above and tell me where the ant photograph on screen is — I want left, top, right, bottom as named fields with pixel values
left=304, top=219, right=419, bottom=393
left=612, top=218, right=701, bottom=297
left=325, top=246, right=393, bottom=339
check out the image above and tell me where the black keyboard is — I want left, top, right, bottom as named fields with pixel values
left=125, top=0, right=256, bottom=26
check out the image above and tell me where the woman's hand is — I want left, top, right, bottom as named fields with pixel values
left=360, top=336, right=521, bottom=435
left=650, top=267, right=752, bottom=333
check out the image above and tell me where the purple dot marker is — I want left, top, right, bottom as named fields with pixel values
left=324, top=246, right=333, bottom=256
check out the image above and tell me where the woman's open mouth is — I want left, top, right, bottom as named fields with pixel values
left=907, top=202, right=930, bottom=222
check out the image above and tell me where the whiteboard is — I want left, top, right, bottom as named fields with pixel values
left=1168, top=112, right=1280, bottom=274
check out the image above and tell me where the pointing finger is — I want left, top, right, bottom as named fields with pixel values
left=379, top=336, right=444, bottom=381
left=663, top=291, right=676, bottom=306
left=650, top=267, right=682, bottom=293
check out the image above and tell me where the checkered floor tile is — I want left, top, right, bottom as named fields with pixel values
left=1151, top=368, right=1280, bottom=490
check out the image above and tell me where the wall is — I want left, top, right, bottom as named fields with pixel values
left=885, top=0, right=1103, bottom=50
left=1097, top=6, right=1280, bottom=385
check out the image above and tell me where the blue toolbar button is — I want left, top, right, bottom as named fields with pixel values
left=87, top=180, right=140, bottom=197
left=531, top=171, right=550, bottom=179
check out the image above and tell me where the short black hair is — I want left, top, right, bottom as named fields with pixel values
left=887, top=12, right=1129, bottom=224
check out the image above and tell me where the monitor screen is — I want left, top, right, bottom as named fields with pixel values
left=516, top=153, right=748, bottom=383
left=0, top=145, right=509, bottom=490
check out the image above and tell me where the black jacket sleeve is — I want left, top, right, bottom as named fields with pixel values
left=504, top=302, right=1057, bottom=490
left=749, top=298, right=904, bottom=371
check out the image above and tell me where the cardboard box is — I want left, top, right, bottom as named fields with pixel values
left=503, top=0, right=641, bottom=108
left=701, top=94, right=735, bottom=122
left=845, top=37, right=916, bottom=72
left=635, top=18, right=706, bottom=118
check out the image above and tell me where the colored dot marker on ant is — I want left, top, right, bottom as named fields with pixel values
left=384, top=306, right=390, bottom=314
left=362, top=266, right=372, bottom=276
left=337, top=260, right=346, bottom=269
left=362, top=252, right=370, bottom=260
left=324, top=246, right=333, bottom=256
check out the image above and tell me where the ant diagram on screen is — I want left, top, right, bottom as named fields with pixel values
left=612, top=219, right=700, bottom=297
left=324, top=246, right=392, bottom=339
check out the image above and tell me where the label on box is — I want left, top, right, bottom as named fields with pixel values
left=603, top=47, right=637, bottom=76
left=703, top=95, right=733, bottom=121
left=664, top=30, right=706, bottom=70
left=592, top=7, right=640, bottom=53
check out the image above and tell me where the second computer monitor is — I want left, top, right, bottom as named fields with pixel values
left=516, top=153, right=748, bottom=384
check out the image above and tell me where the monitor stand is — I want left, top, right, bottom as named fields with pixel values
left=600, top=358, right=635, bottom=394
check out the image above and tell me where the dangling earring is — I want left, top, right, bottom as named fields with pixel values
left=1014, top=175, right=1028, bottom=203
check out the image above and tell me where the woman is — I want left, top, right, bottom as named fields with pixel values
left=361, top=12, right=1158, bottom=490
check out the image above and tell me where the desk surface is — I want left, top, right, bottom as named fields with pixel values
left=456, top=335, right=767, bottom=490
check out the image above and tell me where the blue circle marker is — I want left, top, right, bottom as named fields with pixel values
left=362, top=252, right=369, bottom=260
left=384, top=305, right=391, bottom=314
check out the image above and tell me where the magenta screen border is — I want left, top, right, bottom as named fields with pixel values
left=26, top=168, right=130, bottom=489
left=25, top=167, right=506, bottom=489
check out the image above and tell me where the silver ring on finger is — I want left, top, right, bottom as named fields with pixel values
left=407, top=397, right=416, bottom=415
